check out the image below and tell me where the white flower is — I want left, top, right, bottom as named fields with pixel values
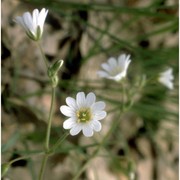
left=97, top=54, right=131, bottom=82
left=60, top=92, right=107, bottom=137
left=14, top=8, right=48, bottom=41
left=158, top=68, right=174, bottom=89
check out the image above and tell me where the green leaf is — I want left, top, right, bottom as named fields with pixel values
left=2, top=131, right=20, bottom=153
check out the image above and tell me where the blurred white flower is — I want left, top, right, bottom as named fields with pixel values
left=60, top=92, right=107, bottom=137
left=14, top=8, right=48, bottom=41
left=158, top=68, right=174, bottom=89
left=97, top=54, right=131, bottom=82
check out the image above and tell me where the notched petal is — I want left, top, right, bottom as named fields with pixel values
left=60, top=105, right=75, bottom=117
left=82, top=126, right=93, bottom=137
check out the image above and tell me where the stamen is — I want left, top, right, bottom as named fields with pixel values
left=76, top=108, right=92, bottom=123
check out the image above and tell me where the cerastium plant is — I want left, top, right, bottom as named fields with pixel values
left=14, top=8, right=65, bottom=180
left=2, top=7, right=175, bottom=180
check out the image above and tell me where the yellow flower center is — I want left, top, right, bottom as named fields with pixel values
left=76, top=108, right=92, bottom=123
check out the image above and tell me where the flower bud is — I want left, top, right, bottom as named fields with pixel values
left=48, top=60, right=64, bottom=78
left=51, top=60, right=64, bottom=75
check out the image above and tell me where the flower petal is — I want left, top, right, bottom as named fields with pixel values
left=94, top=111, right=107, bottom=120
left=162, top=68, right=174, bottom=79
left=22, top=12, right=34, bottom=33
left=14, top=8, right=48, bottom=41
left=101, top=63, right=111, bottom=72
left=159, top=77, right=173, bottom=89
left=98, top=54, right=131, bottom=82
left=158, top=68, right=174, bottom=90
left=82, top=125, right=93, bottom=137
left=38, top=8, right=48, bottom=31
left=66, top=97, right=78, bottom=110
left=166, top=81, right=173, bottom=89
left=32, top=9, right=39, bottom=29
left=86, top=92, right=96, bottom=107
left=63, top=118, right=76, bottom=129
left=70, top=125, right=82, bottom=136
left=14, top=17, right=28, bottom=32
left=108, top=57, right=117, bottom=68
left=97, top=71, right=109, bottom=78
left=91, top=101, right=106, bottom=112
left=61, top=92, right=107, bottom=137
left=118, top=54, right=131, bottom=70
left=92, top=120, right=102, bottom=132
left=113, top=71, right=126, bottom=81
left=76, top=92, right=86, bottom=108
left=118, top=54, right=126, bottom=65
left=125, top=60, right=131, bottom=70
left=60, top=105, right=75, bottom=117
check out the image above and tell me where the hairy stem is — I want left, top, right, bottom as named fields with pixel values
left=38, top=87, right=55, bottom=180
left=72, top=111, right=122, bottom=180
left=38, top=154, right=48, bottom=180
left=36, top=42, right=49, bottom=69
left=45, top=87, right=56, bottom=151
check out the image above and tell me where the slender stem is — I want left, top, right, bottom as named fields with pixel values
left=1, top=152, right=44, bottom=178
left=9, top=152, right=44, bottom=165
left=72, top=112, right=122, bottom=180
left=45, top=87, right=56, bottom=151
left=36, top=39, right=59, bottom=180
left=121, top=79, right=126, bottom=111
left=36, top=40, right=55, bottom=151
left=38, top=87, right=55, bottom=180
left=72, top=160, right=89, bottom=180
left=73, top=93, right=136, bottom=180
left=73, top=77, right=138, bottom=180
left=38, top=131, right=69, bottom=180
left=38, top=154, right=48, bottom=180
left=51, top=132, right=69, bottom=153
left=36, top=42, right=49, bottom=69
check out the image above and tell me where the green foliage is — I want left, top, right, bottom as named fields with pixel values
left=2, top=0, right=178, bottom=179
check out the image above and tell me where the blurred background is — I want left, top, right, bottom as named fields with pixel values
left=1, top=0, right=179, bottom=180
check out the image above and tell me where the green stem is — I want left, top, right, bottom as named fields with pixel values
left=73, top=77, right=142, bottom=179
left=38, top=131, right=69, bottom=180
left=45, top=87, right=56, bottom=151
left=38, top=87, right=55, bottom=180
left=9, top=152, right=44, bottom=165
left=36, top=40, right=58, bottom=180
left=51, top=132, right=69, bottom=153
left=2, top=151, right=44, bottom=178
left=72, top=111, right=122, bottom=180
left=36, top=42, right=49, bottom=69
left=38, top=154, right=48, bottom=180
left=121, top=79, right=126, bottom=111
left=36, top=41, right=55, bottom=151
left=72, top=160, right=89, bottom=180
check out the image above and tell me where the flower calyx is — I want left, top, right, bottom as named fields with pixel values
left=48, top=60, right=64, bottom=87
